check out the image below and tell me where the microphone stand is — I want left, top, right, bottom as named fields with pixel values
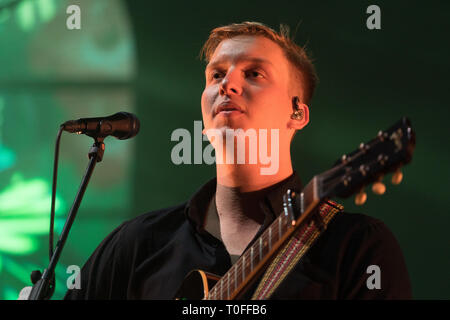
left=28, top=138, right=105, bottom=300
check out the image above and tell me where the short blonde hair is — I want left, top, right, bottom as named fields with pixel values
left=199, top=21, right=318, bottom=105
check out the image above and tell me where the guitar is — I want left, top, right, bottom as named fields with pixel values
left=174, top=117, right=416, bottom=300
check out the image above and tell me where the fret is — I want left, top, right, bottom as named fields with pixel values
left=278, top=216, right=282, bottom=240
left=269, top=227, right=272, bottom=250
left=259, top=237, right=262, bottom=261
left=234, top=265, right=237, bottom=290
left=220, top=278, right=223, bottom=300
left=227, top=272, right=230, bottom=299
left=242, top=255, right=245, bottom=282
left=300, top=192, right=305, bottom=214
left=250, top=247, right=254, bottom=271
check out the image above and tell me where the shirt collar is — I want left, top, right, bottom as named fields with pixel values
left=185, top=171, right=303, bottom=232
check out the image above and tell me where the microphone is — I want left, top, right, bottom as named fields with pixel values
left=62, top=112, right=140, bottom=140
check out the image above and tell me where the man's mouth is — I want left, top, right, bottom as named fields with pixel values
left=214, top=102, right=244, bottom=116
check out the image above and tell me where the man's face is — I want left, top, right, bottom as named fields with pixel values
left=201, top=35, right=295, bottom=138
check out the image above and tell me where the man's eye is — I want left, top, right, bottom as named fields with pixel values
left=247, top=70, right=263, bottom=78
left=212, top=72, right=224, bottom=80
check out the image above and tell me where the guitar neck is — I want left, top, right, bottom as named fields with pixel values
left=205, top=177, right=322, bottom=300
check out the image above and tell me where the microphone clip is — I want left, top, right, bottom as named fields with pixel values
left=88, top=138, right=105, bottom=163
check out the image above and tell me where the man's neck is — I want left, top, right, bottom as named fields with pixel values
left=215, top=156, right=294, bottom=192
left=214, top=160, right=294, bottom=255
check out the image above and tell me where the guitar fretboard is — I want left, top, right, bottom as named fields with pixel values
left=206, top=209, right=295, bottom=300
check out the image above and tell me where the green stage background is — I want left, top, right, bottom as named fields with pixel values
left=0, top=0, right=448, bottom=299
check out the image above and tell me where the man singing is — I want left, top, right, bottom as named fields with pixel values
left=65, top=22, right=411, bottom=300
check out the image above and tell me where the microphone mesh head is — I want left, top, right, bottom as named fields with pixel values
left=116, top=112, right=140, bottom=140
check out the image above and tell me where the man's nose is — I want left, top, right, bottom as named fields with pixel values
left=219, top=70, right=242, bottom=96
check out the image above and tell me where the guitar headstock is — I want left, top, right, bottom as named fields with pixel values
left=317, top=117, right=415, bottom=204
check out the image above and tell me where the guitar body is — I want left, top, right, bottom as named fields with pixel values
left=174, top=270, right=220, bottom=300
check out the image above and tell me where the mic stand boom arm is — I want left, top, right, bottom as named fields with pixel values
left=28, top=138, right=105, bottom=300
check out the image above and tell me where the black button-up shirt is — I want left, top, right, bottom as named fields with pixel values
left=64, top=172, right=412, bottom=300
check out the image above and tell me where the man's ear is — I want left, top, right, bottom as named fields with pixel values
left=287, top=102, right=309, bottom=130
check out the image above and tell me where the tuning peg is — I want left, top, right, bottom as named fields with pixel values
left=355, top=189, right=367, bottom=205
left=391, top=168, right=403, bottom=185
left=377, top=130, right=388, bottom=141
left=372, top=177, right=386, bottom=195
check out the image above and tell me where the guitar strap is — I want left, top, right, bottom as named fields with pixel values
left=251, top=200, right=344, bottom=300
